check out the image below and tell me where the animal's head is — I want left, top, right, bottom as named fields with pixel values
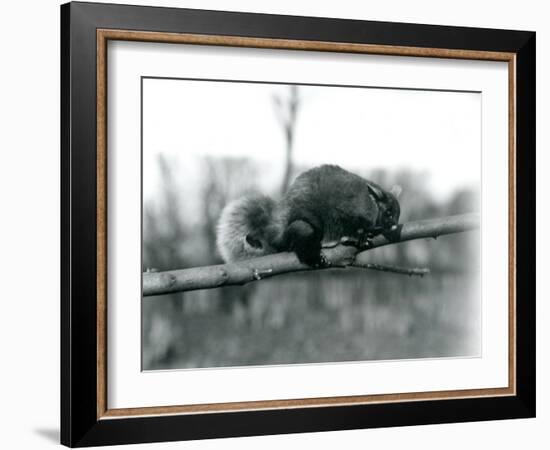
left=367, top=183, right=402, bottom=231
left=216, top=194, right=278, bottom=262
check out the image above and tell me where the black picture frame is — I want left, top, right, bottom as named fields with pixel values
left=61, top=1, right=535, bottom=447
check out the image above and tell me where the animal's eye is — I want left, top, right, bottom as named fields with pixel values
left=246, top=234, right=263, bottom=249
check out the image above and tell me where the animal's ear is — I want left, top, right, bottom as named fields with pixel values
left=245, top=234, right=263, bottom=249
left=367, top=184, right=385, bottom=201
left=390, top=185, right=402, bottom=199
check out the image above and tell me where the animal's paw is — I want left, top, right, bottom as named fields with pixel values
left=383, top=224, right=402, bottom=242
left=340, top=236, right=359, bottom=247
left=295, top=246, right=325, bottom=267
left=318, top=252, right=331, bottom=268
left=341, top=234, right=372, bottom=251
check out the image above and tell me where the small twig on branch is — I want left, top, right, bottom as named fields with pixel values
left=352, top=263, right=430, bottom=277
left=142, top=213, right=479, bottom=297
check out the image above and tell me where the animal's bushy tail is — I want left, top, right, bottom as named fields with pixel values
left=216, top=194, right=278, bottom=262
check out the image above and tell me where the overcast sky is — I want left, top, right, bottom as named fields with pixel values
left=143, top=78, right=480, bottom=203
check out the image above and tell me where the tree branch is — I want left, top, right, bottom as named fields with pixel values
left=142, top=213, right=479, bottom=297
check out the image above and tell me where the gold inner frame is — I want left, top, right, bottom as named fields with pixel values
left=96, top=29, right=517, bottom=420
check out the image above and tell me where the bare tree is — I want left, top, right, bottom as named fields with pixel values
left=273, top=85, right=300, bottom=194
left=200, top=156, right=260, bottom=262
left=143, top=154, right=187, bottom=271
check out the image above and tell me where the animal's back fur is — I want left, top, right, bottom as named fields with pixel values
left=279, top=165, right=380, bottom=244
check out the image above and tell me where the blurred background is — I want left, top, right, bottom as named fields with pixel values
left=142, top=79, right=481, bottom=370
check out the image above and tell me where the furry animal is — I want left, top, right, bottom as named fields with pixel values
left=216, top=164, right=401, bottom=266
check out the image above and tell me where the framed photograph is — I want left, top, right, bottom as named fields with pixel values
left=61, top=2, right=535, bottom=447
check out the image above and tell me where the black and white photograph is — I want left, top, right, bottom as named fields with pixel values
left=0, top=0, right=543, bottom=447
left=141, top=78, right=481, bottom=371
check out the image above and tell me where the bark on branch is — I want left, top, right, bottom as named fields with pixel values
left=143, top=213, right=479, bottom=297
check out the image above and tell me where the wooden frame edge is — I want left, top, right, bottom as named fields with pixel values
left=97, top=29, right=108, bottom=419
left=95, top=28, right=517, bottom=420
left=98, top=28, right=515, bottom=61
left=100, top=387, right=515, bottom=419
left=508, top=55, right=517, bottom=395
